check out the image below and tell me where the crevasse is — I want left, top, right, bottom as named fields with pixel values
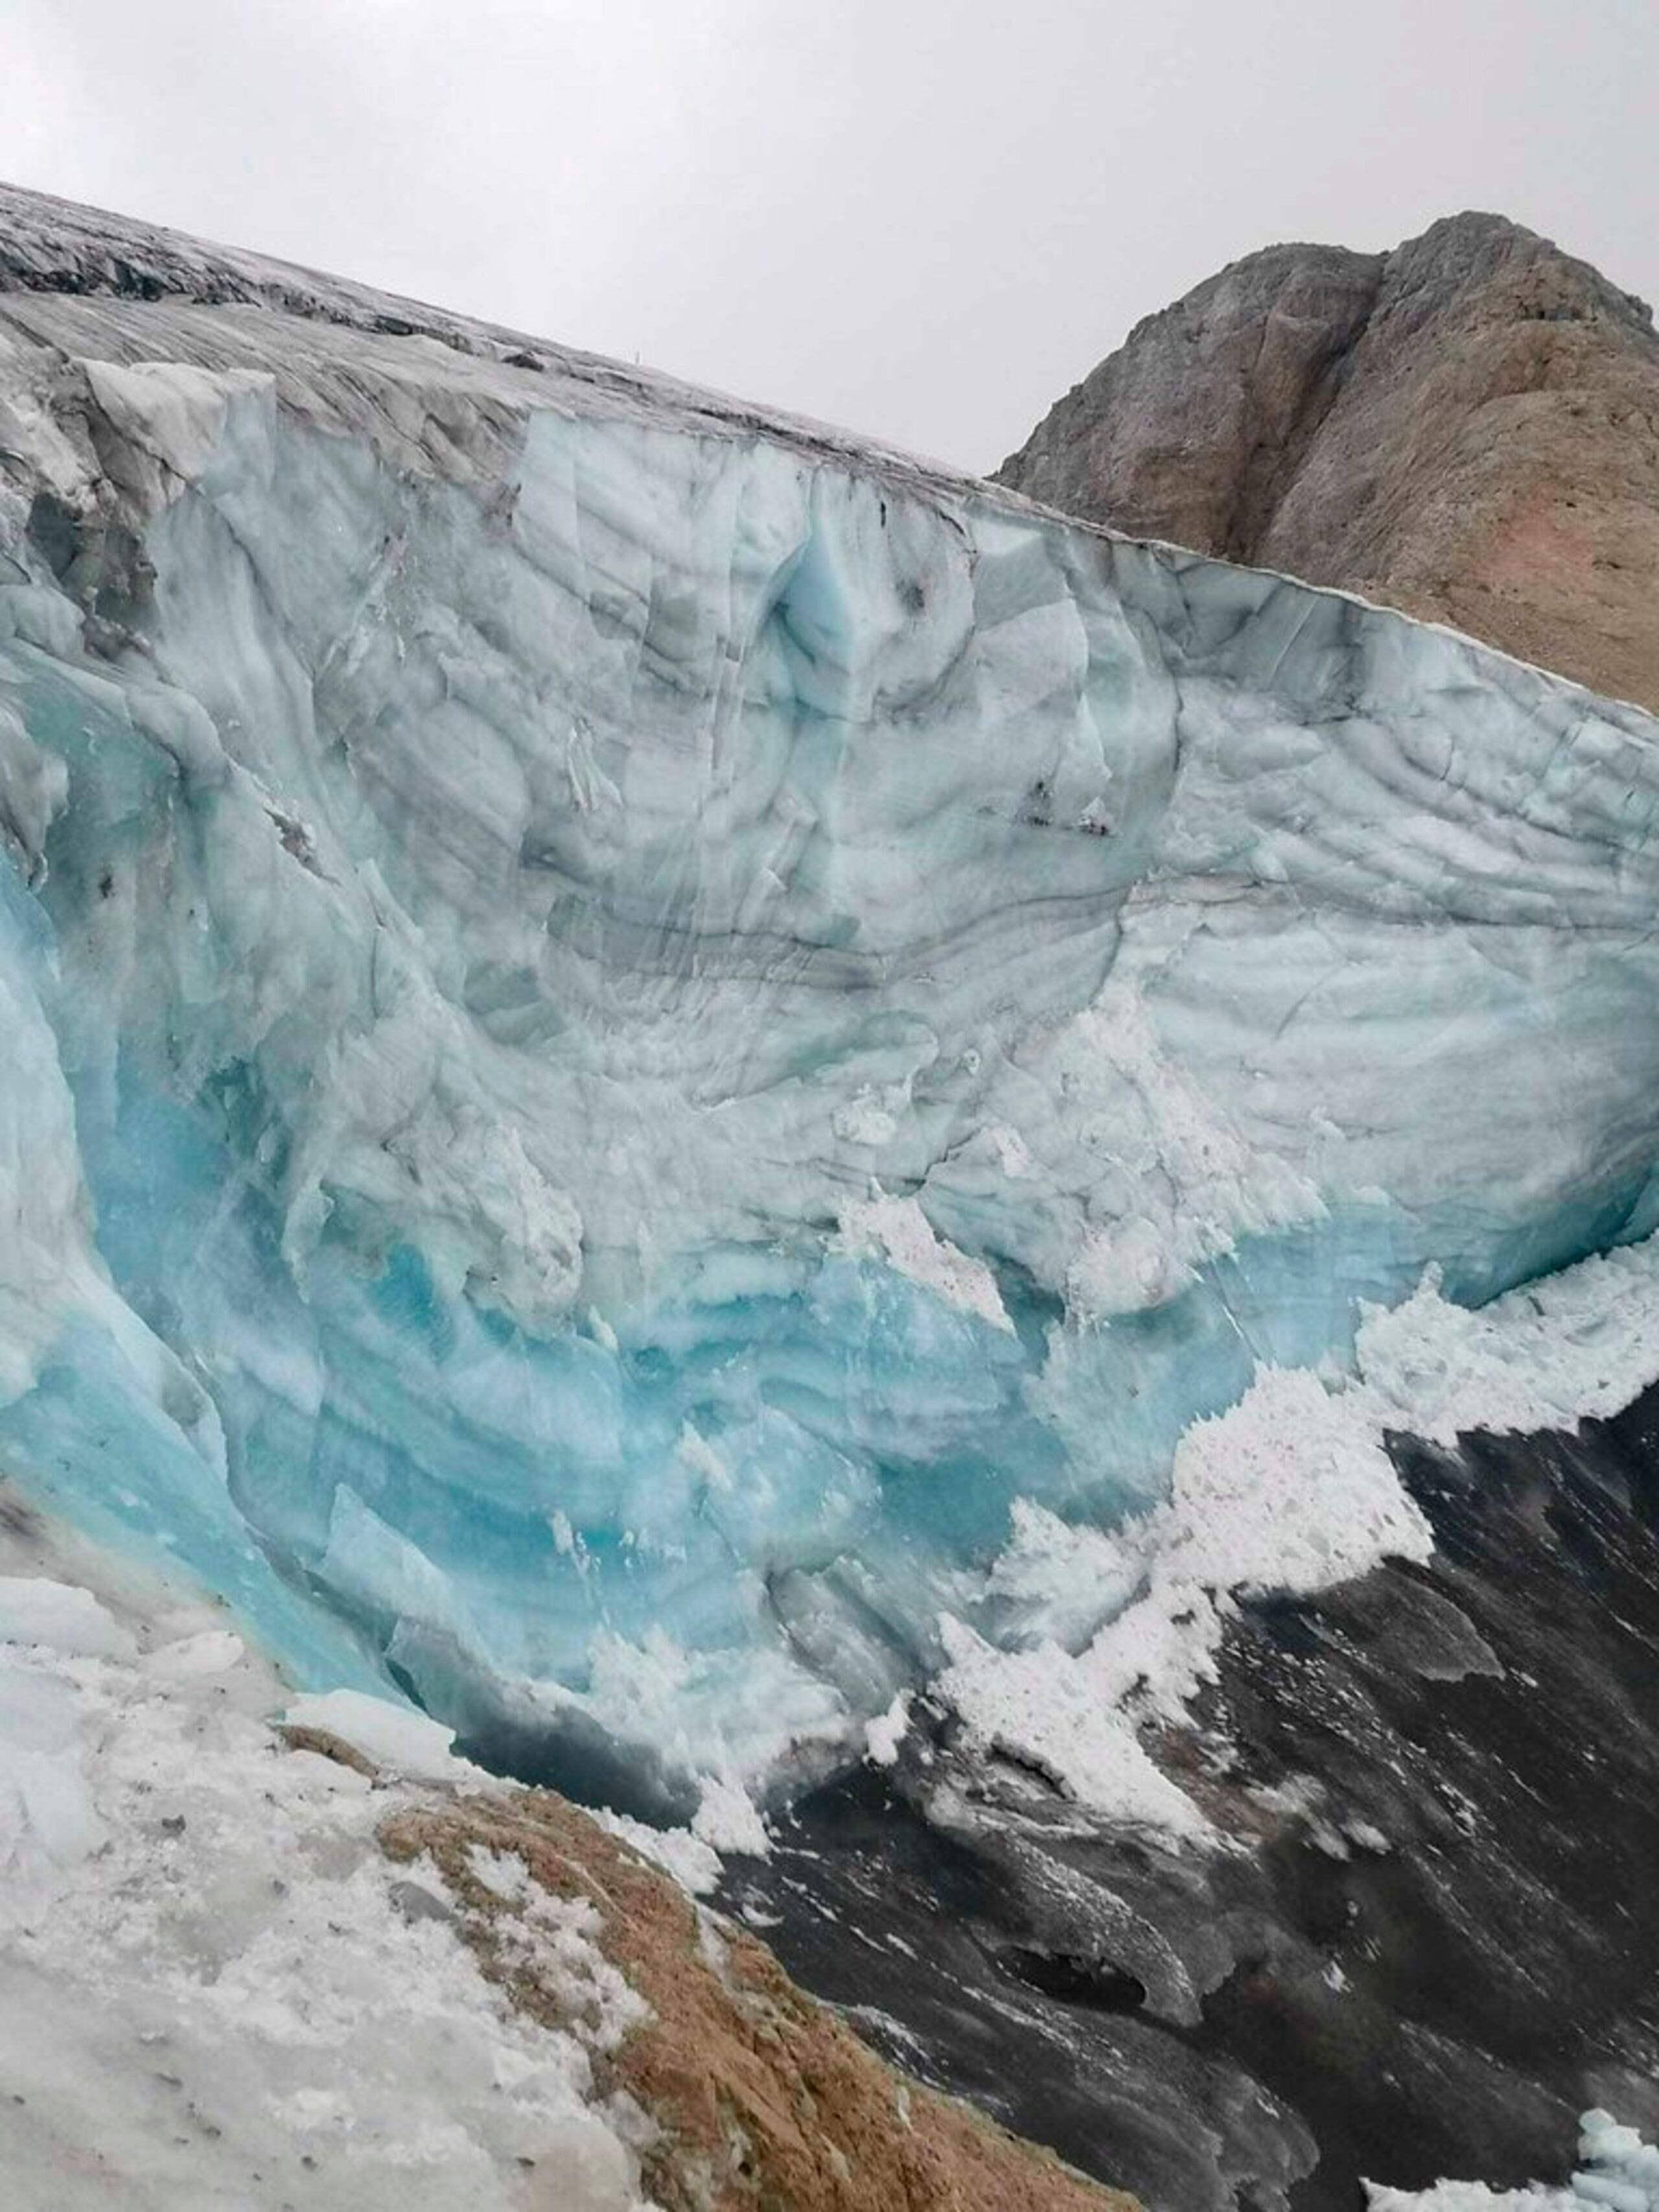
left=3, top=196, right=1659, bottom=1812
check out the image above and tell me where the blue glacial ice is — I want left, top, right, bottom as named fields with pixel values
left=3, top=191, right=1659, bottom=1810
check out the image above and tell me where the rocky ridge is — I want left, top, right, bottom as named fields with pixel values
left=380, top=1781, right=1135, bottom=2212
left=997, top=213, right=1659, bottom=712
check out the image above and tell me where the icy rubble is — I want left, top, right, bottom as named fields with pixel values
left=3, top=188, right=1659, bottom=1812
left=1366, top=2110, right=1659, bottom=2212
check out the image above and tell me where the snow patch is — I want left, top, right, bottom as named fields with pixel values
left=691, top=1776, right=771, bottom=1858
left=281, top=1688, right=483, bottom=1784
left=0, top=1541, right=651, bottom=2209
left=865, top=1690, right=912, bottom=1768
left=0, top=1575, right=137, bottom=1661
left=834, top=1191, right=1015, bottom=1333
left=591, top=1808, right=723, bottom=1897
left=936, top=1614, right=1212, bottom=1841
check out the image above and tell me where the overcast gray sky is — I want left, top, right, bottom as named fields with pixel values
left=3, top=0, right=1655, bottom=471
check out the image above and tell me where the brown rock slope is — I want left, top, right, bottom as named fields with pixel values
left=995, top=212, right=1659, bottom=712
left=308, top=1743, right=1135, bottom=2212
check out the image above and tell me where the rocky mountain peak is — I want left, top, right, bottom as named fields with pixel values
left=997, top=213, right=1659, bottom=709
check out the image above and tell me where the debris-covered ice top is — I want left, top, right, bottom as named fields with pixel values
left=0, top=176, right=1005, bottom=501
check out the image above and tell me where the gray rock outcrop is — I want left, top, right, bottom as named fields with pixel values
left=997, top=213, right=1659, bottom=712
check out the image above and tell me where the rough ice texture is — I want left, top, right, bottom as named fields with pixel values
left=4, top=185, right=1659, bottom=1808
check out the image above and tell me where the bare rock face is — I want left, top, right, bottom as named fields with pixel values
left=996, top=213, right=1659, bottom=712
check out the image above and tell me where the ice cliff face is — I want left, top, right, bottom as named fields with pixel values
left=3, top=185, right=1659, bottom=1814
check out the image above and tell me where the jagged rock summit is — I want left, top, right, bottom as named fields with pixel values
left=997, top=212, right=1659, bottom=712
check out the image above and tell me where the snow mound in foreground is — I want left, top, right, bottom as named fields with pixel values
left=0, top=1531, right=648, bottom=2210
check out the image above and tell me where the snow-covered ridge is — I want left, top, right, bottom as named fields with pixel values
left=3, top=185, right=1659, bottom=1814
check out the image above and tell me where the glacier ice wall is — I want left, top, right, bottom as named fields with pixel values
left=3, top=190, right=1659, bottom=1807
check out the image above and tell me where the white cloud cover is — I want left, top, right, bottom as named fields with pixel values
left=1, top=0, right=1654, bottom=470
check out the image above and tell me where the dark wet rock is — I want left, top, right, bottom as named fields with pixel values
left=733, top=1382, right=1659, bottom=2211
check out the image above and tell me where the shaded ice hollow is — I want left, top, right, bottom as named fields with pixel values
left=5, top=189, right=1659, bottom=1827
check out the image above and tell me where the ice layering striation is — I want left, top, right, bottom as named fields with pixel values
left=4, top=185, right=1659, bottom=1819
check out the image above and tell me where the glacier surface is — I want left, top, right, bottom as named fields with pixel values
left=4, top=187, right=1659, bottom=1813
